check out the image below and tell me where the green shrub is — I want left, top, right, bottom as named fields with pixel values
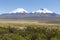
left=0, top=26, right=60, bottom=40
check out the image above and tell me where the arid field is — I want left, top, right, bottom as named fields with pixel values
left=0, top=20, right=60, bottom=40
left=0, top=20, right=60, bottom=28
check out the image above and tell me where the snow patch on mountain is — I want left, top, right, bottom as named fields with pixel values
left=32, top=8, right=53, bottom=13
left=9, top=8, right=28, bottom=13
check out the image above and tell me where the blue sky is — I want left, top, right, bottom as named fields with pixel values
left=0, top=0, right=60, bottom=14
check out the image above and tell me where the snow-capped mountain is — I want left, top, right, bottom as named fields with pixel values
left=9, top=8, right=28, bottom=13
left=32, top=8, right=53, bottom=13
left=0, top=8, right=59, bottom=19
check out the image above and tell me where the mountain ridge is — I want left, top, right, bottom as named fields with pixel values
left=8, top=8, right=54, bottom=14
left=0, top=8, right=60, bottom=19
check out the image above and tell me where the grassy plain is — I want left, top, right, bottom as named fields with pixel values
left=0, top=20, right=60, bottom=40
left=0, top=20, right=60, bottom=31
left=0, top=20, right=60, bottom=28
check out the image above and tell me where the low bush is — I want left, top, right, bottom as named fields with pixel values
left=0, top=26, right=60, bottom=40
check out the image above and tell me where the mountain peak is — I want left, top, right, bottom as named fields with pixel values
left=32, top=8, right=53, bottom=13
left=9, top=8, right=28, bottom=13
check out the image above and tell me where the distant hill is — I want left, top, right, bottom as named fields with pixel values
left=0, top=8, right=60, bottom=22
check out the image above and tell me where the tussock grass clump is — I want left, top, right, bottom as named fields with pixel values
left=0, top=26, right=60, bottom=40
left=0, top=20, right=60, bottom=40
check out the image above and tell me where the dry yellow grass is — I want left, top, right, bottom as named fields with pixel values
left=0, top=20, right=60, bottom=29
